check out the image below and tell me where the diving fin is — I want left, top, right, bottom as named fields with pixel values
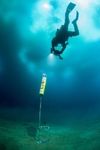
left=66, top=2, right=76, bottom=12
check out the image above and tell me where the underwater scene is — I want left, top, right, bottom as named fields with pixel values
left=0, top=0, right=100, bottom=149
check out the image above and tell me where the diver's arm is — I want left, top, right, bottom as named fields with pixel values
left=57, top=43, right=67, bottom=55
left=59, top=55, right=63, bottom=59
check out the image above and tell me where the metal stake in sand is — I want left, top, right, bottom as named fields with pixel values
left=39, top=73, right=47, bottom=128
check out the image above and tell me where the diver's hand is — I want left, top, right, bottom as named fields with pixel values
left=59, top=55, right=63, bottom=60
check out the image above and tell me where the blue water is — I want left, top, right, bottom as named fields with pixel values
left=0, top=0, right=100, bottom=149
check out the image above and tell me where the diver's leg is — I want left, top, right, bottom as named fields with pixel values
left=64, top=9, right=70, bottom=28
left=72, top=11, right=79, bottom=23
left=64, top=2, right=76, bottom=27
left=72, top=11, right=79, bottom=36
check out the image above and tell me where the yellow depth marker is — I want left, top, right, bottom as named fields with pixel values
left=39, top=73, right=47, bottom=96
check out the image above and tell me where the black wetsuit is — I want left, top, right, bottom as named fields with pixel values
left=51, top=4, right=79, bottom=59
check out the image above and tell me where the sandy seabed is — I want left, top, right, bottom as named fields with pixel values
left=0, top=108, right=100, bottom=150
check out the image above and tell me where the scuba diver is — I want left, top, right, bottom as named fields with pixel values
left=51, top=2, right=79, bottom=59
